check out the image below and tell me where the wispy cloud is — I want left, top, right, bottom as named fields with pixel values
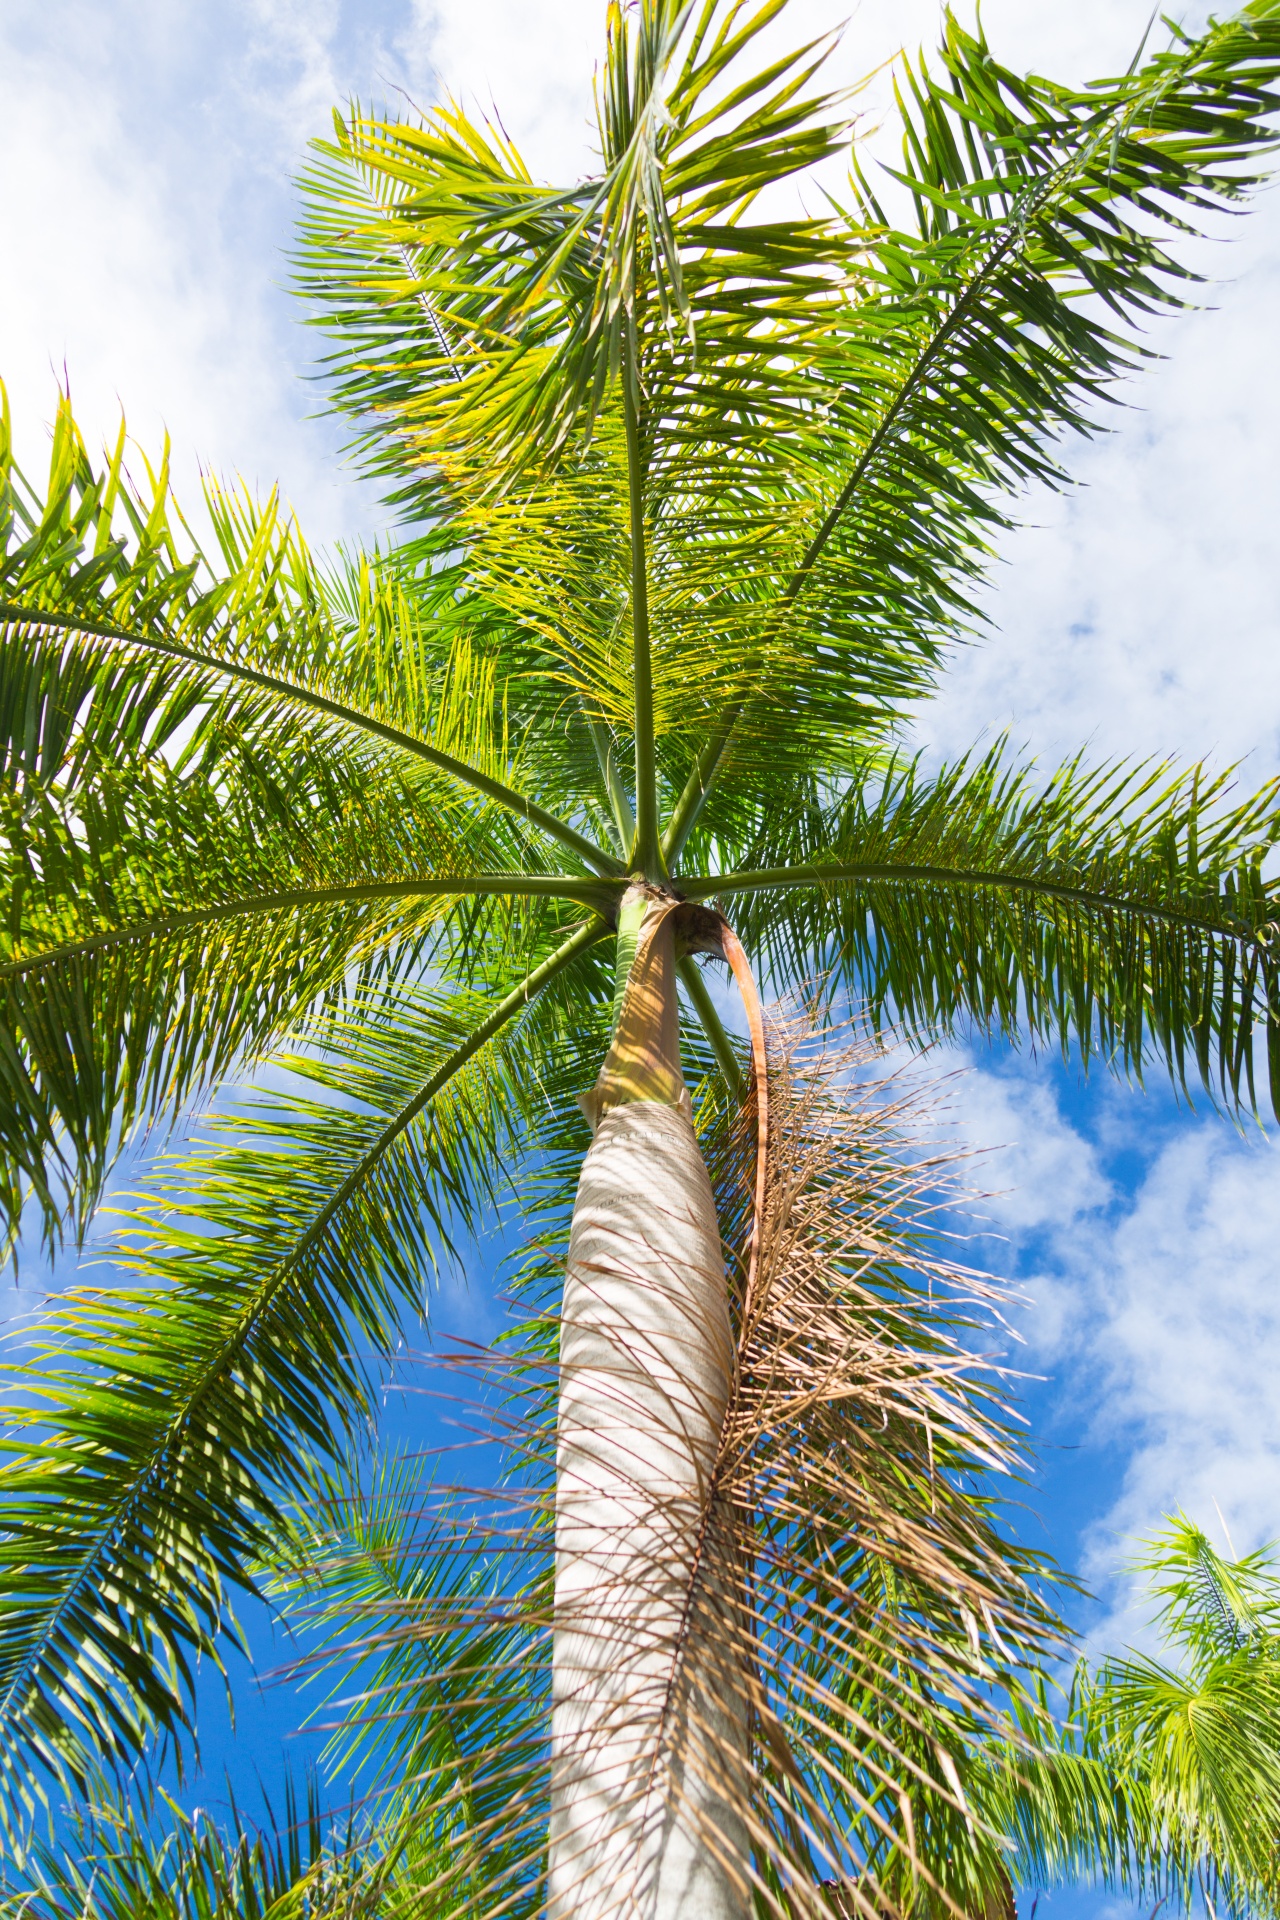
left=946, top=1053, right=1280, bottom=1654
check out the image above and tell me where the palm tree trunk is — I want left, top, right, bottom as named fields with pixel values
left=549, top=895, right=751, bottom=1920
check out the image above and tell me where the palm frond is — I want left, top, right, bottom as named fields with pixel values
left=700, top=746, right=1280, bottom=1118
left=0, top=922, right=605, bottom=1822
left=0, top=707, right=552, bottom=1252
left=265, top=1451, right=550, bottom=1918
left=0, top=1775, right=387, bottom=1920
left=0, top=399, right=629, bottom=1242
left=296, top=0, right=849, bottom=503
left=665, top=1, right=1280, bottom=842
left=1080, top=1522, right=1280, bottom=1910
left=295, top=2, right=1280, bottom=849
left=0, top=391, right=619, bottom=877
left=1140, top=1514, right=1280, bottom=1662
left=972, top=1521, right=1280, bottom=1917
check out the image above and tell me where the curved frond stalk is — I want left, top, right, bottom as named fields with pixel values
left=623, top=321, right=662, bottom=882
left=0, top=871, right=617, bottom=986
left=676, top=955, right=747, bottom=1100
left=0, top=606, right=621, bottom=879
left=680, top=1016, right=1066, bottom=1917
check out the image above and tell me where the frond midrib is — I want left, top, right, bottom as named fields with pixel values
left=660, top=35, right=1236, bottom=861
left=686, top=856, right=1276, bottom=944
left=0, top=876, right=620, bottom=980
left=0, top=602, right=624, bottom=880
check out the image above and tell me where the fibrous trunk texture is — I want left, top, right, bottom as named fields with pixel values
left=549, top=901, right=751, bottom=1920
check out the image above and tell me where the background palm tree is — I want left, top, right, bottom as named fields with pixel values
left=1, top=0, right=1279, bottom=1909
left=0, top=1772, right=387, bottom=1920
left=974, top=1518, right=1280, bottom=1917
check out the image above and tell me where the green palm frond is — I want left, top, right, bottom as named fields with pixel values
left=0, top=415, right=626, bottom=1243
left=0, top=923, right=606, bottom=1815
left=0, top=716, right=504, bottom=1252
left=266, top=1452, right=549, bottom=1917
left=963, top=1693, right=1184, bottom=1917
left=297, top=3, right=1280, bottom=847
left=1, top=1776, right=387, bottom=1920
left=1082, top=1521, right=1280, bottom=1906
left=296, top=0, right=850, bottom=499
left=0, top=390, right=620, bottom=878
left=1092, top=1647, right=1280, bottom=1899
left=967, top=1522, right=1280, bottom=1917
left=1141, top=1514, right=1280, bottom=1661
left=665, top=1, right=1280, bottom=839
left=703, top=747, right=1280, bottom=1113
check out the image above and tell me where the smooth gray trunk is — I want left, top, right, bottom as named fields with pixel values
left=549, top=1098, right=751, bottom=1920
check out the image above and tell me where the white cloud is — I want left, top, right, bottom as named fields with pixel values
left=950, top=1064, right=1280, bottom=1646
left=945, top=1063, right=1110, bottom=1234
left=894, top=1049, right=1280, bottom=1638
left=1075, top=1123, right=1280, bottom=1561
left=0, top=0, right=397, bottom=544
left=915, top=201, right=1280, bottom=778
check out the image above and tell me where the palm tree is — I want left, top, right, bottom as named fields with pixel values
left=977, top=1519, right=1280, bottom=1917
left=1, top=0, right=1279, bottom=1910
left=1092, top=1518, right=1280, bottom=1912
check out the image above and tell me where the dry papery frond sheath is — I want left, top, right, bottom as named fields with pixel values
left=657, top=1018, right=1066, bottom=1920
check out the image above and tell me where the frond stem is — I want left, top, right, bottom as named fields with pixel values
left=677, top=956, right=746, bottom=1098
left=0, top=603, right=624, bottom=879
left=585, top=714, right=637, bottom=856
left=683, top=858, right=1274, bottom=944
left=1, top=878, right=621, bottom=980
left=261, top=919, right=605, bottom=1271
left=622, top=326, right=663, bottom=881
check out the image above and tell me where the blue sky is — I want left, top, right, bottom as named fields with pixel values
left=2, top=0, right=1279, bottom=1910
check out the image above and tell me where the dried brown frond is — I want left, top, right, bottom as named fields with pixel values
left=265, top=1012, right=1068, bottom=1920
left=662, top=1011, right=1067, bottom=1918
